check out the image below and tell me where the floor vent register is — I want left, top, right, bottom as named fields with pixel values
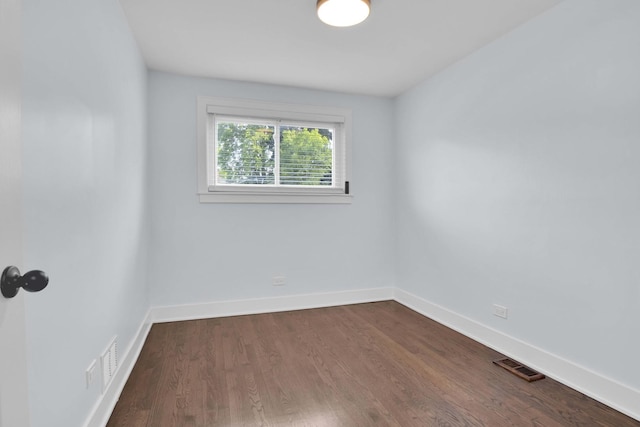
left=493, top=358, right=545, bottom=382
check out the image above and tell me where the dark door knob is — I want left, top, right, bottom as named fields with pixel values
left=1, top=266, right=49, bottom=298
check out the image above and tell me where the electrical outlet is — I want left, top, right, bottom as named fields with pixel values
left=493, top=304, right=508, bottom=319
left=86, top=360, right=96, bottom=389
left=272, top=275, right=286, bottom=286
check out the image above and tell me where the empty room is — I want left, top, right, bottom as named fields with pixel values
left=1, top=0, right=639, bottom=426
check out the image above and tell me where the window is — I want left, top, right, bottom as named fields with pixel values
left=197, top=97, right=352, bottom=203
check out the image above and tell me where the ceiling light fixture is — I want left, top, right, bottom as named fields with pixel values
left=317, top=0, right=371, bottom=27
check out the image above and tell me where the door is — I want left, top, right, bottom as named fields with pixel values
left=0, top=0, right=31, bottom=425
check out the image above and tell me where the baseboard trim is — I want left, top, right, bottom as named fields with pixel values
left=394, top=288, right=640, bottom=422
left=82, top=287, right=394, bottom=427
left=83, top=308, right=153, bottom=427
left=150, top=287, right=395, bottom=323
left=84, top=287, right=639, bottom=426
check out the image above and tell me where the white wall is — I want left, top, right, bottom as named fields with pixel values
left=147, top=72, right=395, bottom=306
left=16, top=0, right=640, bottom=423
left=21, top=0, right=149, bottom=426
left=396, top=0, right=640, bottom=394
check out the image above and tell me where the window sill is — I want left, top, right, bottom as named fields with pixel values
left=198, top=192, right=353, bottom=204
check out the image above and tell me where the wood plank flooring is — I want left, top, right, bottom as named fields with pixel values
left=107, top=301, right=640, bottom=426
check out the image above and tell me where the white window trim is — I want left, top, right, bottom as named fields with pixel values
left=197, top=96, right=353, bottom=204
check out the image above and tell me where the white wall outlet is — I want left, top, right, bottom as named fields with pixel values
left=272, top=275, right=286, bottom=286
left=86, top=360, right=97, bottom=389
left=493, top=304, right=508, bottom=319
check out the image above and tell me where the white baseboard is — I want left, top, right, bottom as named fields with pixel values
left=83, top=287, right=639, bottom=426
left=83, top=309, right=153, bottom=427
left=394, top=288, right=640, bottom=422
left=82, top=287, right=394, bottom=427
left=150, top=287, right=395, bottom=323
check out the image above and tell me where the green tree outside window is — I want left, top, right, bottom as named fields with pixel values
left=217, top=122, right=333, bottom=186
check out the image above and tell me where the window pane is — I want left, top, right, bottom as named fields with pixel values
left=216, top=121, right=275, bottom=185
left=279, top=126, right=333, bottom=186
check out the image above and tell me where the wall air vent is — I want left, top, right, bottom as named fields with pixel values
left=101, top=336, right=118, bottom=393
left=493, top=358, right=545, bottom=382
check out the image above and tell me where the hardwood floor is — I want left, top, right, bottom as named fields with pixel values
left=107, top=301, right=639, bottom=426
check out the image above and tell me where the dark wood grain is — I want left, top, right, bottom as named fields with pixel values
left=107, top=301, right=640, bottom=426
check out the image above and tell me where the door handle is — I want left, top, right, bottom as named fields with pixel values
left=1, top=266, right=49, bottom=298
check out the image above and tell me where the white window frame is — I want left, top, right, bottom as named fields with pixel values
left=197, top=96, right=352, bottom=204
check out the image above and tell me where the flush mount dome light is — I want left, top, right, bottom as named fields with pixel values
left=317, top=0, right=371, bottom=27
